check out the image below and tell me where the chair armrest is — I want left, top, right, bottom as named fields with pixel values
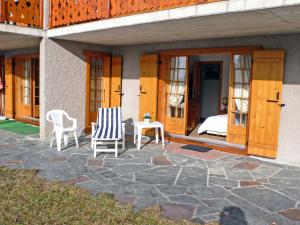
left=91, top=122, right=96, bottom=136
left=69, top=117, right=77, bottom=130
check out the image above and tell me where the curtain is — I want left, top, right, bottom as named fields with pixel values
left=233, top=55, right=251, bottom=114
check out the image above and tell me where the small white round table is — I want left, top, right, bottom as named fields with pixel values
left=133, top=121, right=165, bottom=150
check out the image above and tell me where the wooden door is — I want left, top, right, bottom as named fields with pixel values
left=247, top=50, right=285, bottom=158
left=227, top=53, right=252, bottom=145
left=15, top=58, right=32, bottom=120
left=111, top=56, right=122, bottom=107
left=139, top=54, right=159, bottom=121
left=4, top=57, right=14, bottom=118
left=187, top=61, right=201, bottom=133
left=165, top=56, right=189, bottom=135
left=32, top=58, right=40, bottom=118
left=85, top=54, right=111, bottom=131
left=0, top=56, right=3, bottom=116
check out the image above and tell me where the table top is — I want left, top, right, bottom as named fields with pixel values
left=133, top=121, right=163, bottom=128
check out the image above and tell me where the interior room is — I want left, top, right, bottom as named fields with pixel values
left=187, top=54, right=231, bottom=142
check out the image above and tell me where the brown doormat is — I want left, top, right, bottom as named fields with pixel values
left=181, top=144, right=211, bottom=153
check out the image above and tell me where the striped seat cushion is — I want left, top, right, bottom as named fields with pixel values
left=93, top=107, right=122, bottom=140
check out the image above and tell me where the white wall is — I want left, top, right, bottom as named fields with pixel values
left=40, top=33, right=300, bottom=164
left=40, top=38, right=111, bottom=138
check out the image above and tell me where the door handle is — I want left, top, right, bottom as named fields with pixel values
left=267, top=100, right=278, bottom=103
left=279, top=103, right=286, bottom=108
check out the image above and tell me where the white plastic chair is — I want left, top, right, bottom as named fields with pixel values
left=46, top=110, right=79, bottom=151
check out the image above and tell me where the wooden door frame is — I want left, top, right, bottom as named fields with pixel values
left=14, top=54, right=39, bottom=125
left=84, top=50, right=111, bottom=132
left=157, top=46, right=262, bottom=144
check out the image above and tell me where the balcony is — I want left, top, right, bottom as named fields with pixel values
left=0, top=0, right=43, bottom=28
left=49, top=0, right=220, bottom=28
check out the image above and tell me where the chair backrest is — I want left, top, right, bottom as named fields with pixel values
left=93, top=107, right=122, bottom=139
left=46, top=110, right=68, bottom=128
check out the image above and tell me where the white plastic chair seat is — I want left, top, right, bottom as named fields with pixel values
left=62, top=127, right=76, bottom=132
left=46, top=110, right=79, bottom=151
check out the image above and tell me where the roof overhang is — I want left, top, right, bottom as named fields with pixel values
left=0, top=24, right=43, bottom=51
left=46, top=0, right=300, bottom=46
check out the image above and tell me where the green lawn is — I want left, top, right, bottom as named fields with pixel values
left=0, top=167, right=217, bottom=225
left=0, top=120, right=39, bottom=135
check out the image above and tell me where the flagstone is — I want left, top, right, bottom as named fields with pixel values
left=1, top=129, right=300, bottom=225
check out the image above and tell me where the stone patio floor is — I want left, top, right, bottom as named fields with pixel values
left=1, top=130, right=300, bottom=225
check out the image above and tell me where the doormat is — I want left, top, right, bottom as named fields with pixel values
left=0, top=120, right=39, bottom=135
left=181, top=144, right=211, bottom=153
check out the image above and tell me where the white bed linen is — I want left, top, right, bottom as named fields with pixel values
left=198, top=114, right=228, bottom=136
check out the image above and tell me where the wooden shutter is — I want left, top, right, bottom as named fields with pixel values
left=139, top=54, right=159, bottom=121
left=4, top=57, right=14, bottom=118
left=110, top=56, right=122, bottom=107
left=102, top=56, right=111, bottom=108
left=247, top=50, right=285, bottom=158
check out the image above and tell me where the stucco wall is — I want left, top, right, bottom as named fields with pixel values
left=40, top=38, right=111, bottom=139
left=111, top=33, right=300, bottom=164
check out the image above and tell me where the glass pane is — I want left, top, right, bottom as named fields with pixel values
left=234, top=70, right=243, bottom=83
left=244, top=56, right=252, bottom=69
left=242, top=85, right=249, bottom=98
left=90, top=101, right=95, bottom=112
left=177, top=57, right=187, bottom=68
left=167, top=56, right=187, bottom=118
left=177, top=69, right=186, bottom=82
left=234, top=84, right=243, bottom=98
left=233, top=112, right=240, bottom=125
left=234, top=55, right=244, bottom=68
left=241, top=114, right=248, bottom=126
left=241, top=99, right=248, bottom=114
left=244, top=70, right=250, bottom=83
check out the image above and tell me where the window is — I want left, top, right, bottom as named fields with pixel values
left=23, top=59, right=31, bottom=105
left=230, top=54, right=252, bottom=126
left=90, top=57, right=104, bottom=112
left=167, top=56, right=187, bottom=118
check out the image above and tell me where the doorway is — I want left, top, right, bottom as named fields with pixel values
left=84, top=51, right=123, bottom=133
left=14, top=55, right=40, bottom=124
left=188, top=60, right=225, bottom=141
left=157, top=47, right=259, bottom=148
left=0, top=56, right=4, bottom=116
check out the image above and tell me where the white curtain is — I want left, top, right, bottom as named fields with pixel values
left=233, top=55, right=251, bottom=114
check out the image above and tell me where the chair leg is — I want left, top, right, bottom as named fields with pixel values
left=56, top=131, right=62, bottom=152
left=93, top=142, right=97, bottom=158
left=50, top=130, right=55, bottom=148
left=74, top=130, right=79, bottom=148
left=115, top=140, right=118, bottom=158
left=64, top=135, right=68, bottom=146
left=161, top=127, right=165, bottom=149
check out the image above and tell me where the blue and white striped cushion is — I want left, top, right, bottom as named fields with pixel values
left=93, top=107, right=122, bottom=140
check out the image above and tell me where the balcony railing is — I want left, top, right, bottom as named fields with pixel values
left=0, top=0, right=43, bottom=28
left=50, top=0, right=217, bottom=28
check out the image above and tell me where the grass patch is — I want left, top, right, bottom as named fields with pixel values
left=0, top=167, right=218, bottom=225
left=0, top=120, right=39, bottom=135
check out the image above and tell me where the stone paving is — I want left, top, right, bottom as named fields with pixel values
left=1, top=130, right=300, bottom=225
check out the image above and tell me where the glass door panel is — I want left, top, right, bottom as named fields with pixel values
left=165, top=56, right=189, bottom=135
left=227, top=53, right=252, bottom=145
left=230, top=55, right=252, bottom=126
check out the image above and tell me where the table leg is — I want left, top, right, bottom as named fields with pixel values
left=155, top=127, right=159, bottom=144
left=161, top=126, right=165, bottom=149
left=137, top=127, right=142, bottom=150
left=133, top=126, right=136, bottom=144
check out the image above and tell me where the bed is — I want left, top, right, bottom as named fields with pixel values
left=197, top=114, right=228, bottom=136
